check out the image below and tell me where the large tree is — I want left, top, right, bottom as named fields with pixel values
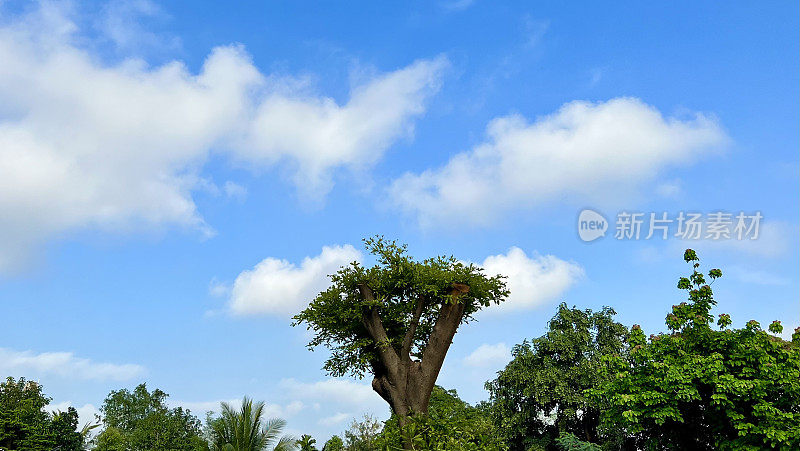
left=590, top=250, right=800, bottom=449
left=293, top=237, right=507, bottom=447
left=486, top=303, right=629, bottom=451
left=95, top=383, right=207, bottom=451
left=0, top=377, right=83, bottom=451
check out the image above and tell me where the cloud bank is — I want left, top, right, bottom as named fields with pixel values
left=480, top=247, right=583, bottom=312
left=390, top=97, right=727, bottom=227
left=229, top=245, right=361, bottom=316
left=0, top=4, right=446, bottom=272
left=463, top=343, right=511, bottom=368
left=0, top=347, right=145, bottom=381
left=227, top=245, right=580, bottom=316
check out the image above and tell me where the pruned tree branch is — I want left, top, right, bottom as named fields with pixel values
left=358, top=284, right=401, bottom=377
left=401, top=295, right=427, bottom=361
left=419, top=283, right=470, bottom=391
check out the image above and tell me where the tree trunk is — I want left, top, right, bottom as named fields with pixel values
left=358, top=283, right=470, bottom=450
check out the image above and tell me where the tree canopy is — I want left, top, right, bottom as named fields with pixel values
left=95, top=383, right=207, bottom=451
left=487, top=303, right=629, bottom=451
left=0, top=377, right=83, bottom=451
left=378, top=386, right=507, bottom=450
left=293, top=237, right=507, bottom=447
left=590, top=249, right=800, bottom=450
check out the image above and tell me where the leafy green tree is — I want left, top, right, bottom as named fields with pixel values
left=50, top=407, right=84, bottom=450
left=321, top=435, right=344, bottom=451
left=93, top=426, right=126, bottom=451
left=378, top=386, right=507, bottom=450
left=95, top=383, right=207, bottom=451
left=341, top=414, right=382, bottom=451
left=591, top=250, right=800, bottom=450
left=207, top=397, right=296, bottom=451
left=293, top=237, right=507, bottom=448
left=486, top=303, right=629, bottom=450
left=296, top=434, right=317, bottom=451
left=554, top=433, right=601, bottom=451
left=0, top=377, right=83, bottom=451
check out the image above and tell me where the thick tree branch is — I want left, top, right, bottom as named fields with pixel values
left=401, top=295, right=427, bottom=361
left=419, top=283, right=470, bottom=392
left=358, top=284, right=401, bottom=377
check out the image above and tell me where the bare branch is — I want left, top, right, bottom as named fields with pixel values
left=401, top=295, right=427, bottom=361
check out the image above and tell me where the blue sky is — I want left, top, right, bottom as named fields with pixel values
left=0, top=0, right=797, bottom=441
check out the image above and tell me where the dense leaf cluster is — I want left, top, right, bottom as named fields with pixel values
left=293, top=237, right=507, bottom=378
left=486, top=304, right=629, bottom=451
left=94, top=383, right=208, bottom=451
left=376, top=387, right=506, bottom=450
left=590, top=250, right=800, bottom=450
left=0, top=377, right=83, bottom=451
left=205, top=397, right=295, bottom=451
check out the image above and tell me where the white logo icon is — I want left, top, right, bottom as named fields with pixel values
left=578, top=209, right=608, bottom=242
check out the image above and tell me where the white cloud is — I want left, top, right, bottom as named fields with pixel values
left=480, top=247, right=583, bottom=312
left=656, top=178, right=683, bottom=198
left=319, top=412, right=351, bottom=426
left=228, top=244, right=579, bottom=316
left=95, top=0, right=179, bottom=54
left=229, top=245, right=361, bottom=316
left=0, top=4, right=445, bottom=272
left=677, top=221, right=795, bottom=259
left=463, top=343, right=511, bottom=368
left=779, top=323, right=799, bottom=342
left=237, top=57, right=448, bottom=199
left=390, top=97, right=727, bottom=227
left=280, top=378, right=384, bottom=409
left=222, top=181, right=248, bottom=202
left=0, top=348, right=145, bottom=381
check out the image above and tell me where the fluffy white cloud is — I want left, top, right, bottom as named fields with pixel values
left=463, top=343, right=511, bottom=368
left=0, top=348, right=145, bottom=381
left=0, top=4, right=445, bottom=272
left=228, top=244, right=578, bottom=316
left=390, top=97, right=727, bottom=227
left=280, top=378, right=384, bottom=409
left=480, top=247, right=583, bottom=312
left=229, top=245, right=361, bottom=316
left=319, top=412, right=351, bottom=426
left=279, top=379, right=387, bottom=434
left=237, top=57, right=447, bottom=198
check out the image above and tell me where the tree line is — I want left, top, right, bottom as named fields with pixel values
left=2, top=239, right=798, bottom=450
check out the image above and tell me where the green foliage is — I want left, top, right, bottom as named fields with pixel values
left=0, top=377, right=83, bottom=451
left=296, top=434, right=318, bottom=451
left=95, top=383, right=208, bottom=451
left=321, top=435, right=344, bottom=451
left=93, top=426, right=127, bottom=451
left=591, top=250, right=800, bottom=450
left=293, top=236, right=508, bottom=378
left=554, top=433, right=601, bottom=451
left=207, top=397, right=296, bottom=451
left=486, top=303, right=628, bottom=450
left=376, top=386, right=507, bottom=450
left=341, top=415, right=382, bottom=451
